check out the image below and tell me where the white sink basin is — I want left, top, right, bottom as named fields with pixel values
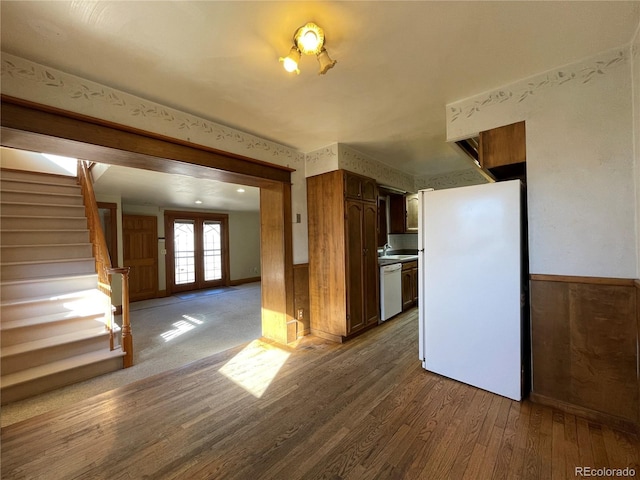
left=379, top=254, right=418, bottom=260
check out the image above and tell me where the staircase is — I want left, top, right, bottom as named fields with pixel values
left=1, top=169, right=124, bottom=404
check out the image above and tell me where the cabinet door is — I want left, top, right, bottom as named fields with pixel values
left=345, top=201, right=365, bottom=333
left=479, top=121, right=526, bottom=170
left=405, top=194, right=419, bottom=232
left=345, top=173, right=363, bottom=200
left=363, top=202, right=379, bottom=325
left=361, top=178, right=378, bottom=203
left=377, top=196, right=388, bottom=247
left=389, top=193, right=406, bottom=234
left=402, top=269, right=414, bottom=311
left=411, top=267, right=418, bottom=304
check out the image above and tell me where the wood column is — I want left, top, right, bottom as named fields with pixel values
left=260, top=182, right=296, bottom=344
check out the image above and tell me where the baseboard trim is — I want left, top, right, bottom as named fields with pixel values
left=530, top=273, right=636, bottom=286
left=530, top=392, right=638, bottom=434
left=229, top=276, right=261, bottom=286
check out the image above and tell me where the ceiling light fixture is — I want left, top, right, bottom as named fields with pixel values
left=279, top=22, right=336, bottom=75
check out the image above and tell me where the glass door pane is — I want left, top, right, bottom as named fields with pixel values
left=203, top=221, right=222, bottom=281
left=174, top=220, right=195, bottom=285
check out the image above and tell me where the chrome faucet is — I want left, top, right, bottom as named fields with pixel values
left=383, top=243, right=392, bottom=256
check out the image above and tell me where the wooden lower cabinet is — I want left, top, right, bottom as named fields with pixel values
left=308, top=170, right=380, bottom=342
left=401, top=261, right=418, bottom=310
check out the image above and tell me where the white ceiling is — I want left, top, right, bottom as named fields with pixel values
left=2, top=1, right=639, bottom=188
left=92, top=163, right=260, bottom=212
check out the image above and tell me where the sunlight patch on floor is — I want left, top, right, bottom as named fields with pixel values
left=160, top=315, right=206, bottom=341
left=219, top=339, right=290, bottom=398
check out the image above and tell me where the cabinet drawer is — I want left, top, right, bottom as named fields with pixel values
left=402, top=260, right=418, bottom=270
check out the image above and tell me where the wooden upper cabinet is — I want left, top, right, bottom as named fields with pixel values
left=479, top=121, right=526, bottom=181
left=345, top=171, right=377, bottom=202
left=405, top=194, right=419, bottom=232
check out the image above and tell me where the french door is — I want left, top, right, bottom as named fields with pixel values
left=165, top=211, right=229, bottom=293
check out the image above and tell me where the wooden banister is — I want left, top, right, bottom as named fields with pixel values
left=77, top=160, right=133, bottom=368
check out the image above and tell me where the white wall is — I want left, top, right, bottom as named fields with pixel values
left=228, top=211, right=261, bottom=280
left=120, top=204, right=261, bottom=289
left=447, top=47, right=638, bottom=279
left=0, top=148, right=76, bottom=176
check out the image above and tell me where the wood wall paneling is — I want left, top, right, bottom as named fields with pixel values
left=0, top=97, right=292, bottom=185
left=531, top=276, right=639, bottom=427
left=293, top=264, right=310, bottom=337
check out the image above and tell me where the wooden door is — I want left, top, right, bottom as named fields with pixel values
left=363, top=202, right=379, bottom=325
left=123, top=214, right=158, bottom=302
left=345, top=200, right=365, bottom=334
left=165, top=211, right=229, bottom=294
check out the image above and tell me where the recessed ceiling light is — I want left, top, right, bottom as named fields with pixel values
left=195, top=200, right=203, bottom=204
left=237, top=188, right=245, bottom=193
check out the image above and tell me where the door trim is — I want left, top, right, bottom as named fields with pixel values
left=164, top=210, right=230, bottom=294
left=1, top=95, right=297, bottom=344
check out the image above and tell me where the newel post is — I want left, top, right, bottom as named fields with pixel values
left=120, top=267, right=133, bottom=368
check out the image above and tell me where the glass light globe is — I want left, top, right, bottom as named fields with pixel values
left=300, top=31, right=319, bottom=53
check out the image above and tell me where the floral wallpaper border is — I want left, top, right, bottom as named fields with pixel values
left=338, top=144, right=415, bottom=193
left=448, top=48, right=629, bottom=125
left=0, top=52, right=305, bottom=170
left=415, top=168, right=488, bottom=190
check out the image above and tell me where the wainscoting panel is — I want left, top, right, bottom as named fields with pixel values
left=530, top=275, right=639, bottom=429
left=293, top=264, right=310, bottom=337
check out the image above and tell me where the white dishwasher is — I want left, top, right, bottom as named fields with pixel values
left=380, top=263, right=402, bottom=321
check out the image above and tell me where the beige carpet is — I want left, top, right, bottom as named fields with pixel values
left=1, top=282, right=262, bottom=427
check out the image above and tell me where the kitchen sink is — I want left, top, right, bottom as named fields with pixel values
left=379, top=254, right=418, bottom=260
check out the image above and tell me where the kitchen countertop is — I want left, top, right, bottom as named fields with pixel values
left=378, top=254, right=419, bottom=267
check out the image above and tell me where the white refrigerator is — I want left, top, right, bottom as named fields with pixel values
left=418, top=180, right=526, bottom=401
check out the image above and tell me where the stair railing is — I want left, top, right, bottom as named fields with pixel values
left=77, top=160, right=133, bottom=368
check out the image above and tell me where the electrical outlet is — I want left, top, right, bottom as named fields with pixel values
left=297, top=308, right=304, bottom=320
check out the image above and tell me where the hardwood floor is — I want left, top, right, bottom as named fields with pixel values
left=1, top=309, right=638, bottom=479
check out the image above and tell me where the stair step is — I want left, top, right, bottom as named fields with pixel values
left=0, top=258, right=96, bottom=281
left=1, top=273, right=99, bottom=301
left=0, top=215, right=88, bottom=230
left=0, top=215, right=87, bottom=230
left=1, top=327, right=111, bottom=375
left=0, top=229, right=90, bottom=246
left=0, top=202, right=86, bottom=217
left=1, top=349, right=124, bottom=404
left=0, top=177, right=81, bottom=195
left=1, top=189, right=83, bottom=206
left=1, top=310, right=107, bottom=347
left=0, top=169, right=78, bottom=185
left=1, top=243, right=93, bottom=262
left=0, top=289, right=109, bottom=322
left=0, top=168, right=124, bottom=403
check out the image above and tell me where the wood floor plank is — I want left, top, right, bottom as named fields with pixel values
left=1, top=309, right=638, bottom=480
